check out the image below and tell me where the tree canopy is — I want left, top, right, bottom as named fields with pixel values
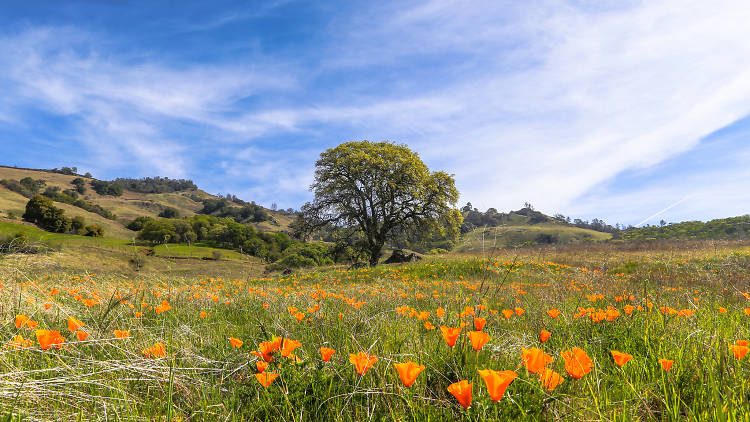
left=296, top=141, right=461, bottom=266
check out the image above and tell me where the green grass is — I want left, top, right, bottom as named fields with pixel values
left=1, top=241, right=749, bottom=420
left=455, top=224, right=612, bottom=252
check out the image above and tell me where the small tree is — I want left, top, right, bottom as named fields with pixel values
left=137, top=219, right=177, bottom=244
left=297, top=141, right=461, bottom=266
left=22, top=195, right=71, bottom=233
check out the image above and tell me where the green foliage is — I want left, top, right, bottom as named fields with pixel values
left=0, top=230, right=52, bottom=254
left=198, top=198, right=269, bottom=223
left=83, top=224, right=104, bottom=237
left=299, top=140, right=460, bottom=266
left=137, top=219, right=178, bottom=243
left=22, top=195, right=71, bottom=233
left=0, top=179, right=35, bottom=198
left=90, top=180, right=124, bottom=196
left=71, top=216, right=86, bottom=235
left=621, top=215, right=750, bottom=241
left=126, top=216, right=154, bottom=231
left=41, top=186, right=117, bottom=219
left=114, top=177, right=197, bottom=193
left=158, top=206, right=179, bottom=218
left=19, top=177, right=46, bottom=194
left=268, top=242, right=334, bottom=271
left=71, top=177, right=87, bottom=194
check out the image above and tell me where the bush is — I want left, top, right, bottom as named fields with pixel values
left=71, top=177, right=87, bottom=194
left=158, top=207, right=179, bottom=218
left=71, top=216, right=86, bottom=235
left=137, top=219, right=177, bottom=243
left=0, top=179, right=34, bottom=198
left=0, top=231, right=52, bottom=254
left=127, top=216, right=153, bottom=231
left=268, top=242, right=334, bottom=271
left=90, top=180, right=123, bottom=196
left=84, top=224, right=104, bottom=237
left=22, top=196, right=71, bottom=233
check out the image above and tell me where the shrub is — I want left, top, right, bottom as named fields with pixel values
left=84, top=224, right=104, bottom=237
left=127, top=216, right=153, bottom=231
left=90, top=180, right=123, bottom=196
left=71, top=177, right=87, bottom=194
left=22, top=196, right=71, bottom=233
left=137, top=219, right=177, bottom=243
left=158, top=207, right=179, bottom=218
left=71, top=216, right=86, bottom=235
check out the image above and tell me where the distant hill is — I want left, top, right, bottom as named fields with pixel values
left=0, top=165, right=294, bottom=239
left=620, top=215, right=750, bottom=241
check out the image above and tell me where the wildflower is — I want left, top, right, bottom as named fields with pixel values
left=229, top=337, right=243, bottom=348
left=294, top=312, right=305, bottom=322
left=540, top=329, right=551, bottom=343
left=320, top=347, right=335, bottom=362
left=287, top=306, right=298, bottom=315
left=67, top=317, right=84, bottom=332
left=561, top=348, right=593, bottom=380
left=474, top=317, right=487, bottom=331
left=539, top=367, right=564, bottom=391
left=467, top=331, right=491, bottom=351
left=143, top=342, right=166, bottom=358
left=394, top=361, right=425, bottom=387
left=730, top=344, right=749, bottom=360
left=349, top=351, right=377, bottom=375
left=14, top=315, right=29, bottom=329
left=76, top=331, right=89, bottom=341
left=447, top=380, right=472, bottom=409
left=736, top=340, right=749, bottom=347
left=35, top=330, right=65, bottom=350
left=281, top=338, right=301, bottom=357
left=659, top=359, right=674, bottom=371
left=436, top=307, right=446, bottom=318
left=611, top=350, right=633, bottom=367
left=502, top=309, right=514, bottom=319
left=546, top=309, right=561, bottom=319
left=6, top=334, right=32, bottom=350
left=155, top=300, right=172, bottom=314
left=134, top=312, right=143, bottom=318
left=256, top=361, right=268, bottom=372
left=514, top=307, right=525, bottom=316
left=522, top=348, right=553, bottom=374
left=718, top=307, right=727, bottom=314
left=440, top=326, right=462, bottom=348
left=114, top=330, right=130, bottom=339
left=255, top=371, right=279, bottom=388
left=624, top=305, right=634, bottom=316
left=253, top=338, right=282, bottom=362
left=424, top=321, right=435, bottom=330
left=477, top=369, right=517, bottom=402
left=200, top=311, right=208, bottom=319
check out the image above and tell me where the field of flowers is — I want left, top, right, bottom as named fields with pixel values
left=1, top=246, right=750, bottom=421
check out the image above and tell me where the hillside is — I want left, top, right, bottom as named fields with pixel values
left=0, top=166, right=294, bottom=239
left=621, top=215, right=750, bottom=241
left=454, top=223, right=612, bottom=252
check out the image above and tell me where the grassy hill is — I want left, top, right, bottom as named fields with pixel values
left=0, top=165, right=294, bottom=239
left=454, top=223, right=612, bottom=252
left=620, top=215, right=750, bottom=241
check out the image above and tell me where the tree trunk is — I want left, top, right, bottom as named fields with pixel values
left=368, top=243, right=383, bottom=267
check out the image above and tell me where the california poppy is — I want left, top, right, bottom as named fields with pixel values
left=113, top=330, right=130, bottom=339
left=467, top=331, right=491, bottom=351
left=561, top=348, right=593, bottom=379
left=447, top=380, right=472, bottom=409
left=546, top=309, right=561, bottom=319
left=436, top=307, right=446, bottom=318
left=440, top=326, right=462, bottom=348
left=281, top=338, right=301, bottom=357
left=155, top=300, right=172, bottom=314
left=477, top=369, right=517, bottom=402
left=540, top=329, right=551, bottom=343
left=502, top=309, right=514, bottom=319
left=255, top=371, right=278, bottom=388
left=659, top=358, right=674, bottom=371
left=424, top=321, right=435, bottom=330
left=76, top=331, right=89, bottom=341
left=349, top=351, right=377, bottom=375
left=256, top=361, right=269, bottom=372
left=143, top=342, right=166, bottom=358
left=611, top=350, right=633, bottom=367
left=229, top=337, right=243, bottom=348
left=522, top=348, right=553, bottom=373
left=67, top=317, right=84, bottom=332
left=394, top=361, right=425, bottom=387
left=14, top=315, right=29, bottom=329
left=320, top=347, right=335, bottom=362
left=294, top=312, right=305, bottom=322
left=730, top=344, right=749, bottom=360
left=539, top=367, right=564, bottom=391
left=35, top=329, right=65, bottom=350
left=474, top=317, right=487, bottom=331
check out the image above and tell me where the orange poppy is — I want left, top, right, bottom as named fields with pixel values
left=35, top=329, right=65, bottom=350
left=424, top=321, right=435, bottom=330
left=287, top=306, right=298, bottom=315
left=281, top=338, right=302, bottom=357
left=67, top=317, right=84, bottom=332
left=474, top=317, right=487, bottom=331
left=393, top=361, right=425, bottom=387
left=320, top=347, right=335, bottom=362
left=546, top=309, right=561, bottom=319
left=7, top=334, right=32, bottom=349
left=502, top=309, right=514, bottom=319
left=659, top=358, right=674, bottom=371
left=561, top=348, right=593, bottom=379
left=229, top=337, right=243, bottom=348
left=114, top=330, right=130, bottom=339
left=522, top=348, right=553, bottom=373
left=256, top=361, right=269, bottom=372
left=611, top=350, right=633, bottom=367
left=467, top=331, right=491, bottom=351
left=200, top=311, right=208, bottom=319
left=76, top=331, right=89, bottom=341
left=440, top=326, right=462, bottom=348
left=294, top=312, right=305, bottom=322
left=540, top=329, right=551, bottom=343
left=253, top=337, right=282, bottom=362
left=155, top=300, right=172, bottom=314
left=736, top=340, right=749, bottom=347
left=514, top=307, right=525, bottom=316
left=255, top=371, right=278, bottom=388
left=14, top=315, right=29, bottom=329
left=539, top=367, right=564, bottom=391
left=436, top=307, right=446, bottom=318
left=730, top=344, right=749, bottom=360
left=143, top=342, right=166, bottom=358
left=477, top=369, right=517, bottom=402
left=447, top=380, right=472, bottom=409
left=349, top=351, right=377, bottom=375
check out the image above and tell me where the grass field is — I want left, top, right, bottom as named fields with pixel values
left=455, top=224, right=612, bottom=252
left=1, top=240, right=749, bottom=420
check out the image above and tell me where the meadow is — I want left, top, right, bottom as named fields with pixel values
left=1, top=240, right=750, bottom=421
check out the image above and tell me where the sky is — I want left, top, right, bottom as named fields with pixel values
left=1, top=0, right=750, bottom=227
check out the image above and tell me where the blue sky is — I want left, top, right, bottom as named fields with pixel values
left=1, top=0, right=750, bottom=226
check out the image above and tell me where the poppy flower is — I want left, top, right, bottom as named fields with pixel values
left=349, top=351, right=377, bottom=375
left=540, top=329, right=551, bottom=343
left=253, top=338, right=282, bottom=362
left=200, top=311, right=208, bottom=319
left=502, top=309, right=514, bottom=319
left=294, top=312, right=306, bottom=322
left=514, top=307, right=525, bottom=316
left=522, top=348, right=553, bottom=373
left=35, top=329, right=65, bottom=350
left=255, top=371, right=278, bottom=388
left=436, top=307, right=446, bottom=318
left=659, top=359, right=674, bottom=371
left=474, top=317, right=487, bottom=331
left=730, top=344, right=749, bottom=360
left=320, top=347, right=335, bottom=362
left=14, top=315, right=29, bottom=329
left=114, top=330, right=130, bottom=339
left=76, top=331, right=89, bottom=341
left=440, top=326, right=462, bottom=348
left=256, top=361, right=269, bottom=372
left=467, top=331, right=491, bottom=351
left=26, top=320, right=39, bottom=329
left=736, top=340, right=749, bottom=347
left=623, top=305, right=634, bottom=316
left=611, top=350, right=633, bottom=367
left=718, top=307, right=727, bottom=314
left=135, top=312, right=143, bottom=318
left=229, top=337, right=243, bottom=348
left=393, top=361, right=425, bottom=387
left=281, top=338, right=301, bottom=357
left=424, top=321, right=435, bottom=330
left=561, top=348, right=593, bottom=379
left=67, top=317, right=84, bottom=332
left=546, top=309, right=561, bottom=319
left=477, top=369, right=517, bottom=402
left=447, top=380, right=472, bottom=409
left=287, top=307, right=298, bottom=315
left=44, top=303, right=52, bottom=310
left=539, top=367, right=564, bottom=391
left=143, top=342, right=166, bottom=358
